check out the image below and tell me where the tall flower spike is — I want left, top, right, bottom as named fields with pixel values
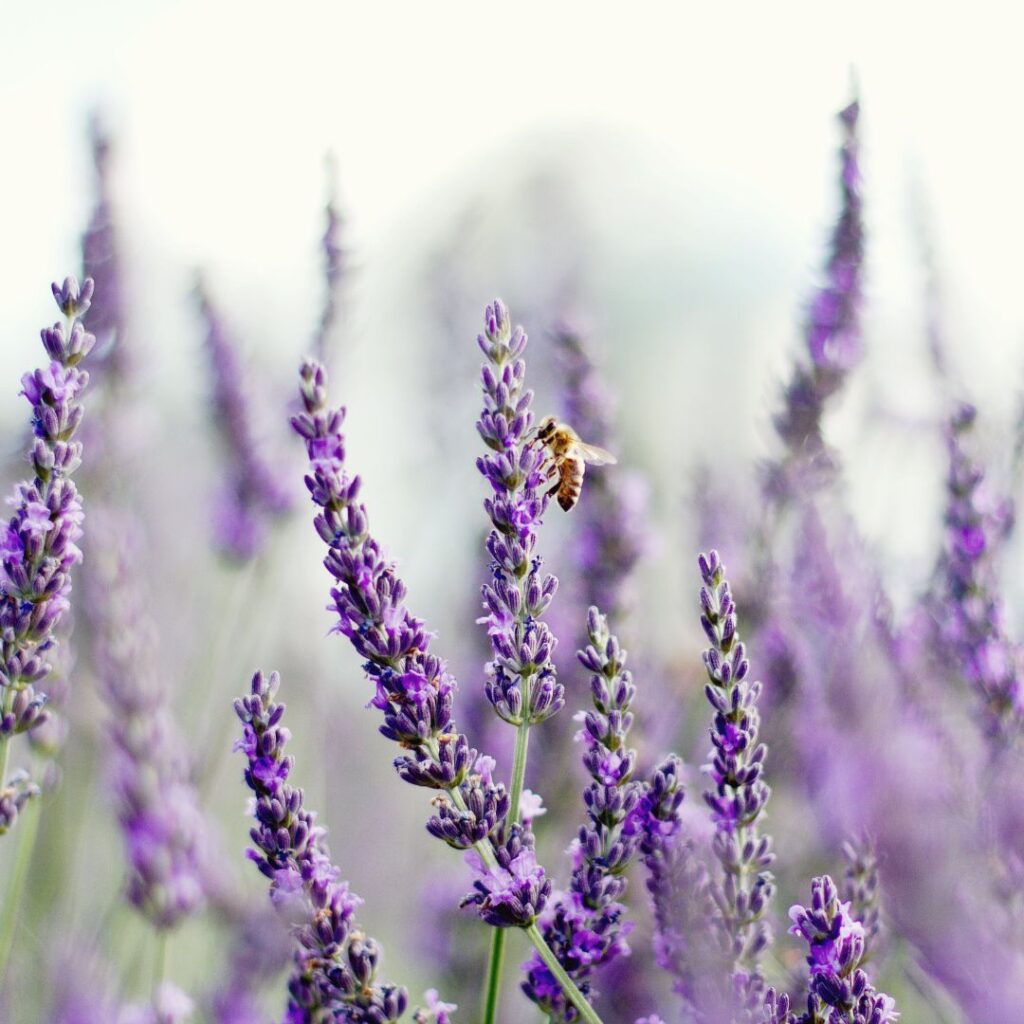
left=90, top=519, right=206, bottom=928
left=476, top=298, right=564, bottom=731
left=785, top=875, right=898, bottom=1023
left=841, top=837, right=883, bottom=965
left=770, top=99, right=864, bottom=500
left=698, top=551, right=775, bottom=1021
left=522, top=608, right=644, bottom=1021
left=196, top=278, right=293, bottom=561
left=0, top=277, right=95, bottom=835
left=311, top=156, right=346, bottom=366
left=934, top=402, right=1021, bottom=742
left=234, top=670, right=408, bottom=1024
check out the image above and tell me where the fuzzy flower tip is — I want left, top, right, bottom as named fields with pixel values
left=780, top=875, right=898, bottom=1023
left=523, top=607, right=643, bottom=1021
left=698, top=550, right=775, bottom=1020
left=234, top=670, right=407, bottom=1023
left=476, top=298, right=564, bottom=728
left=0, top=277, right=96, bottom=835
left=292, top=344, right=550, bottom=929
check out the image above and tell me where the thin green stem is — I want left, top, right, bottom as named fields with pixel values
left=0, top=795, right=41, bottom=983
left=506, top=713, right=532, bottom=831
left=525, top=924, right=604, bottom=1024
left=481, top=928, right=507, bottom=1024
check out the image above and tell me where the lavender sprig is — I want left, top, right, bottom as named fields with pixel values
left=476, top=298, right=563, bottom=736
left=841, top=838, right=883, bottom=964
left=782, top=876, right=898, bottom=1023
left=0, top=276, right=95, bottom=834
left=935, top=402, right=1021, bottom=742
left=90, top=521, right=206, bottom=928
left=770, top=100, right=863, bottom=500
left=698, top=550, right=775, bottom=1020
left=292, top=339, right=602, bottom=1023
left=197, top=280, right=293, bottom=561
left=522, top=608, right=643, bottom=1020
left=234, top=670, right=409, bottom=1024
left=311, top=159, right=346, bottom=366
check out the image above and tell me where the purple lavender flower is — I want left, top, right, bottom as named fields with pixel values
left=311, top=159, right=346, bottom=366
left=291, top=341, right=552, bottom=931
left=90, top=520, right=206, bottom=928
left=119, top=984, right=195, bottom=1024
left=196, top=279, right=293, bottom=561
left=697, top=550, right=774, bottom=1021
left=81, top=116, right=129, bottom=383
left=412, top=990, right=457, bottom=1024
left=523, top=607, right=643, bottom=1021
left=782, top=875, right=898, bottom=1023
left=934, top=402, right=1021, bottom=742
left=769, top=100, right=864, bottom=500
left=841, top=838, right=883, bottom=965
left=476, top=299, right=564, bottom=731
left=234, top=670, right=408, bottom=1023
left=0, top=277, right=95, bottom=835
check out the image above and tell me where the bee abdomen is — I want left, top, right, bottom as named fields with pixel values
left=557, top=460, right=584, bottom=511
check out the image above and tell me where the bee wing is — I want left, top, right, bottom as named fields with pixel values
left=577, top=442, right=617, bottom=466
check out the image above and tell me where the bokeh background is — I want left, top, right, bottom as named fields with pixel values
left=2, top=3, right=1024, bottom=1022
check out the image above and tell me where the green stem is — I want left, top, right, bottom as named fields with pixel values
left=506, top=713, right=532, bottom=831
left=525, top=923, right=604, bottom=1024
left=0, top=795, right=41, bottom=983
left=481, top=928, right=507, bottom=1024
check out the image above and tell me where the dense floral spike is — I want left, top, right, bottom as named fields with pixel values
left=770, top=100, right=864, bottom=499
left=476, top=299, right=564, bottom=729
left=523, top=607, right=644, bottom=1020
left=81, top=116, right=129, bottom=382
left=311, top=160, right=346, bottom=365
left=0, top=277, right=95, bottom=834
left=784, top=876, right=898, bottom=1023
left=291, top=354, right=550, bottom=929
left=841, top=838, right=883, bottom=964
left=553, top=323, right=648, bottom=622
left=91, top=520, right=206, bottom=928
left=196, top=279, right=293, bottom=560
left=934, top=403, right=1021, bottom=742
left=234, top=670, right=408, bottom=1024
left=698, top=551, right=775, bottom=1021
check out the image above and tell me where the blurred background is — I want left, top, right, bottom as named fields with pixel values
left=2, top=3, right=1024, bottom=1022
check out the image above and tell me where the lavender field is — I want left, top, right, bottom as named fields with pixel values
left=3, top=6, right=1024, bottom=1024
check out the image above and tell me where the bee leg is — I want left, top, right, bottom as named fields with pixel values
left=545, top=479, right=561, bottom=499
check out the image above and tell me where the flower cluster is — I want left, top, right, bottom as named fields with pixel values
left=234, top=669, right=409, bottom=1023
left=476, top=299, right=563, bottom=728
left=698, top=550, right=774, bottom=1020
left=291, top=353, right=551, bottom=929
left=841, top=838, right=882, bottom=963
left=0, top=276, right=95, bottom=833
left=770, top=99, right=863, bottom=499
left=523, top=607, right=643, bottom=1020
left=196, top=280, right=293, bottom=560
left=936, top=402, right=1021, bottom=742
left=91, top=520, right=206, bottom=928
left=780, top=876, right=898, bottom=1024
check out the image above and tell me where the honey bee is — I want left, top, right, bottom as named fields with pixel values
left=532, top=416, right=617, bottom=511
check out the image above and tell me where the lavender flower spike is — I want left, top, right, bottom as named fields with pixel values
left=771, top=99, right=863, bottom=497
left=0, top=277, right=95, bottom=834
left=523, top=607, right=644, bottom=1021
left=196, top=279, right=293, bottom=561
left=90, top=521, right=206, bottom=928
left=698, top=550, right=775, bottom=1020
left=784, top=875, right=898, bottom=1023
left=234, top=670, right=408, bottom=1024
left=476, top=298, right=564, bottom=731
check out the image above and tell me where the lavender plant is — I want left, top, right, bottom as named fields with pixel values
left=197, top=279, right=293, bottom=561
left=311, top=159, right=346, bottom=367
left=769, top=99, right=864, bottom=501
left=234, top=669, right=414, bottom=1023
left=522, top=607, right=643, bottom=1020
left=291, top=309, right=601, bottom=1023
left=0, top=276, right=95, bottom=835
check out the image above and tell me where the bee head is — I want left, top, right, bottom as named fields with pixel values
left=535, top=415, right=557, bottom=442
